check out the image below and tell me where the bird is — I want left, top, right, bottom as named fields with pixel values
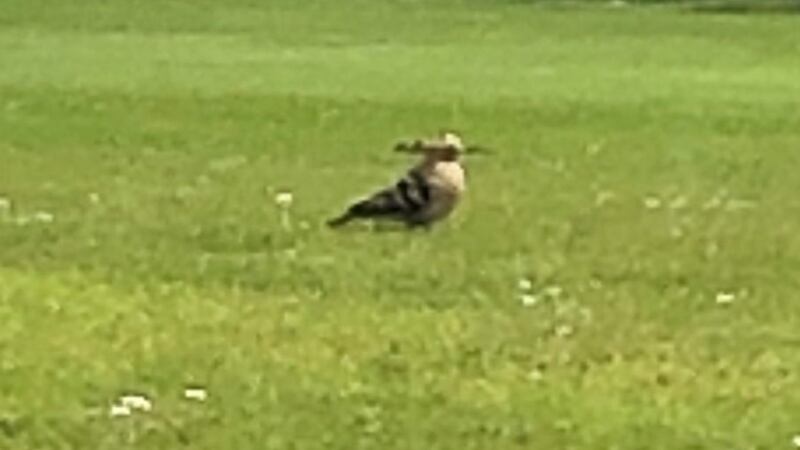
left=327, top=131, right=481, bottom=229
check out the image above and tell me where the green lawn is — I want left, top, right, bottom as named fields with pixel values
left=2, top=1, right=800, bottom=448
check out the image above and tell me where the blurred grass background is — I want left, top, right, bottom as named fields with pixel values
left=1, top=0, right=800, bottom=448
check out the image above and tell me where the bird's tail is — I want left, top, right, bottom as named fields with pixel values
left=327, top=191, right=404, bottom=228
left=326, top=212, right=354, bottom=228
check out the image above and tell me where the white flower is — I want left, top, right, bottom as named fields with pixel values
left=184, top=388, right=208, bottom=401
left=520, top=294, right=538, bottom=307
left=792, top=434, right=800, bottom=448
left=555, top=324, right=574, bottom=337
left=715, top=292, right=735, bottom=305
left=517, top=278, right=533, bottom=291
left=544, top=285, right=563, bottom=298
left=33, top=211, right=54, bottom=223
left=669, top=196, right=688, bottom=210
left=594, top=190, right=615, bottom=207
left=120, top=395, right=152, bottom=412
left=109, top=404, right=132, bottom=417
left=585, top=142, right=603, bottom=156
left=528, top=369, right=544, bottom=381
left=643, top=196, right=661, bottom=209
left=275, top=192, right=293, bottom=208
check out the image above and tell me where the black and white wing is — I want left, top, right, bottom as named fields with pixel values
left=327, top=169, right=432, bottom=227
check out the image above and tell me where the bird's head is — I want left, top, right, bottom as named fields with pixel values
left=394, top=131, right=489, bottom=161
left=432, top=131, right=465, bottom=162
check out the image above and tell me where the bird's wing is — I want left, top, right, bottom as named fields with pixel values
left=347, top=168, right=433, bottom=218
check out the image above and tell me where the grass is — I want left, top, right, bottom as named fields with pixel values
left=2, top=0, right=800, bottom=448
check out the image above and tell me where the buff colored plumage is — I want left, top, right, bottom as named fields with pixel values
left=327, top=131, right=478, bottom=229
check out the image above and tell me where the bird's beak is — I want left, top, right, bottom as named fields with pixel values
left=464, top=145, right=491, bottom=155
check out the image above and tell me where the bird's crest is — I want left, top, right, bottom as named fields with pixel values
left=393, top=131, right=489, bottom=158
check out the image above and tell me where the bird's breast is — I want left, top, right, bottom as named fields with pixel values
left=432, top=161, right=466, bottom=193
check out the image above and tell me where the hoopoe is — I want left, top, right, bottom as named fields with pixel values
left=327, top=131, right=479, bottom=229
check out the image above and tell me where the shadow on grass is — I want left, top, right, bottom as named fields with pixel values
left=500, top=0, right=800, bottom=15
left=687, top=0, right=800, bottom=14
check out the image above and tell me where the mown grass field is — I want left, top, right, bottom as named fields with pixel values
left=2, top=0, right=800, bottom=448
